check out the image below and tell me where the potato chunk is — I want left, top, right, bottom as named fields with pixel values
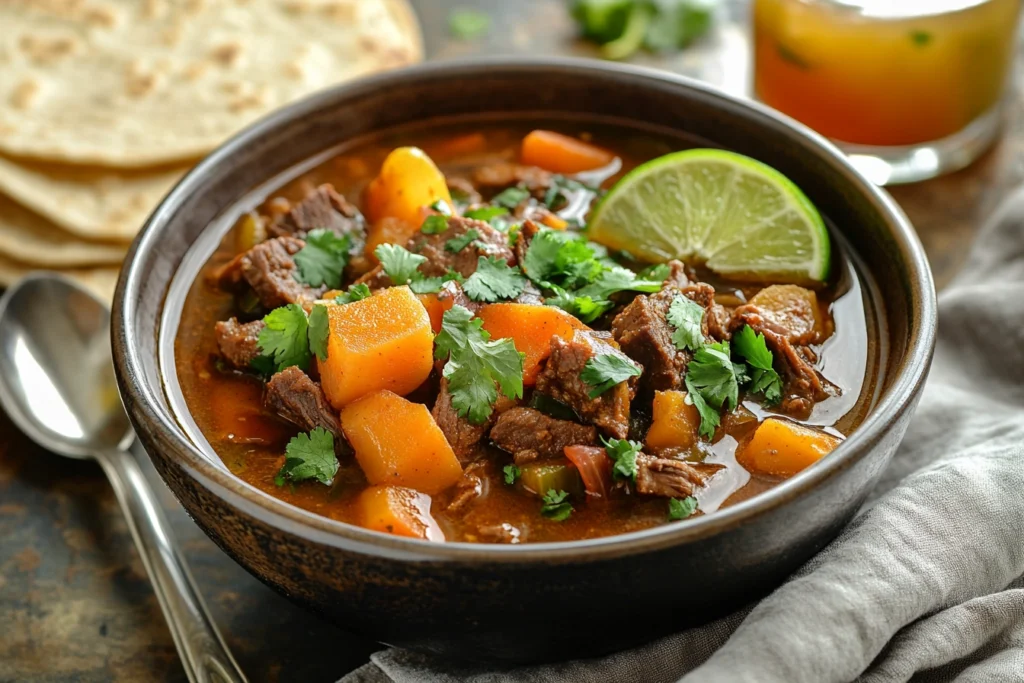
left=357, top=486, right=444, bottom=541
left=738, top=418, right=840, bottom=478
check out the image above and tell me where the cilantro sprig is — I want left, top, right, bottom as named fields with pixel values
left=256, top=303, right=331, bottom=373
left=334, top=283, right=372, bottom=304
left=733, top=325, right=783, bottom=405
left=580, top=352, right=641, bottom=398
left=445, top=229, right=481, bottom=253
left=274, top=427, right=339, bottom=487
left=685, top=341, right=747, bottom=439
left=462, top=256, right=527, bottom=302
left=503, top=463, right=521, bottom=485
left=667, top=295, right=705, bottom=352
left=540, top=489, right=573, bottom=521
left=434, top=305, right=525, bottom=424
left=293, top=229, right=351, bottom=289
left=668, top=496, right=698, bottom=521
left=374, top=243, right=449, bottom=295
left=602, top=437, right=642, bottom=483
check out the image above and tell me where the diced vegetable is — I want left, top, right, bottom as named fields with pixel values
left=364, top=147, right=452, bottom=256
left=518, top=461, right=584, bottom=498
left=748, top=284, right=825, bottom=342
left=645, top=390, right=700, bottom=453
left=521, top=130, right=615, bottom=174
left=418, top=292, right=452, bottom=333
left=738, top=418, right=840, bottom=478
left=319, top=286, right=433, bottom=408
left=357, top=485, right=445, bottom=541
left=341, top=390, right=463, bottom=495
left=539, top=213, right=569, bottom=230
left=563, top=446, right=613, bottom=499
left=478, top=303, right=585, bottom=385
left=426, top=132, right=487, bottom=159
left=235, top=212, right=266, bottom=252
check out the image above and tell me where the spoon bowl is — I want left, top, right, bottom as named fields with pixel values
left=0, top=273, right=131, bottom=459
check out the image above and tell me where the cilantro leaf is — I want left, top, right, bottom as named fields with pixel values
left=685, top=375, right=720, bottom=440
left=435, top=305, right=525, bottom=424
left=543, top=175, right=594, bottom=209
left=445, top=229, right=481, bottom=252
left=449, top=8, right=490, bottom=40
left=503, top=463, right=521, bottom=485
left=574, top=266, right=662, bottom=300
left=293, top=229, right=351, bottom=289
left=409, top=276, right=446, bottom=295
left=686, top=341, right=745, bottom=412
left=733, top=324, right=783, bottom=404
left=274, top=427, right=339, bottom=486
left=334, top=283, right=371, bottom=304
left=668, top=496, right=698, bottom=521
left=667, top=295, right=705, bottom=352
left=545, top=287, right=614, bottom=324
left=463, top=206, right=509, bottom=222
left=257, top=304, right=311, bottom=372
left=540, top=489, right=573, bottom=521
left=580, top=352, right=642, bottom=398
left=249, top=353, right=276, bottom=378
left=638, top=263, right=672, bottom=281
left=375, top=243, right=427, bottom=285
left=421, top=214, right=449, bottom=234
left=307, top=304, right=329, bottom=362
left=462, top=256, right=527, bottom=302
left=602, top=436, right=642, bottom=483
left=492, top=186, right=530, bottom=208
left=521, top=228, right=581, bottom=287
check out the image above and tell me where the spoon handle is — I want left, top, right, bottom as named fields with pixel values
left=97, top=446, right=247, bottom=683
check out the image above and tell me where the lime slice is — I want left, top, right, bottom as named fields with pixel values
left=587, top=149, right=830, bottom=282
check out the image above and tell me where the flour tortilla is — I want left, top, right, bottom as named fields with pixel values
left=0, top=192, right=128, bottom=266
left=0, top=0, right=422, bottom=167
left=0, top=155, right=186, bottom=239
left=0, top=254, right=119, bottom=303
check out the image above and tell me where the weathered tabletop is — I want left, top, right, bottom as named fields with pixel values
left=2, top=2, right=1021, bottom=681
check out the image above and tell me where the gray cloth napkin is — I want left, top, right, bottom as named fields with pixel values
left=341, top=187, right=1024, bottom=683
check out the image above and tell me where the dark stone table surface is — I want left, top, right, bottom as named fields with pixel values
left=2, top=1, right=1021, bottom=681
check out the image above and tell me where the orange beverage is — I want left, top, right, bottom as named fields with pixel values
left=754, top=0, right=1020, bottom=180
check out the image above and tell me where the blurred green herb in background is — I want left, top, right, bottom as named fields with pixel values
left=449, top=8, right=491, bottom=40
left=571, top=0, right=717, bottom=60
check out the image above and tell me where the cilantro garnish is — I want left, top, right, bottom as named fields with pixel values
left=334, top=283, right=371, bottom=304
left=421, top=214, right=449, bottom=234
left=733, top=325, right=783, bottom=405
left=503, top=463, right=521, bottom=485
left=638, top=263, right=671, bottom=281
left=274, top=427, right=339, bottom=487
left=434, top=305, right=525, bottom=424
left=462, top=256, right=527, bottom=302
left=668, top=496, right=698, bottom=521
left=545, top=288, right=615, bottom=324
left=573, top=266, right=662, bottom=300
left=293, top=229, right=351, bottom=289
left=463, top=206, right=509, bottom=222
left=374, top=243, right=427, bottom=285
left=522, top=229, right=596, bottom=289
left=492, top=186, right=530, bottom=209
left=445, top=229, right=481, bottom=253
left=580, top=352, right=642, bottom=398
left=540, top=489, right=573, bottom=521
left=409, top=277, right=446, bottom=295
left=602, top=436, right=642, bottom=483
left=667, top=295, right=705, bottom=352
left=307, top=304, right=329, bottom=362
left=685, top=341, right=747, bottom=438
left=449, top=8, right=490, bottom=40
left=257, top=304, right=311, bottom=372
left=543, top=175, right=593, bottom=209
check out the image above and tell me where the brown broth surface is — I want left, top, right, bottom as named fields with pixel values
left=173, top=119, right=885, bottom=543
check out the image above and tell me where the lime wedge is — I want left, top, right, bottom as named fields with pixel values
left=587, top=149, right=830, bottom=282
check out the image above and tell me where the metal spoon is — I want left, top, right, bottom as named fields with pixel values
left=0, top=273, right=246, bottom=683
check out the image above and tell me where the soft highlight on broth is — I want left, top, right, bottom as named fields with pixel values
left=174, top=120, right=882, bottom=544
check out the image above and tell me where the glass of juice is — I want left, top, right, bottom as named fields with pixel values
left=753, top=0, right=1022, bottom=184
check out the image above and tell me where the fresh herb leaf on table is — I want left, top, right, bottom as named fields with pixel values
left=540, top=489, right=574, bottom=521
left=581, top=352, right=642, bottom=398
left=434, top=305, right=525, bottom=424
left=571, top=0, right=717, bottom=60
left=293, top=229, right=351, bottom=289
left=275, top=427, right=339, bottom=486
left=733, top=324, right=783, bottom=404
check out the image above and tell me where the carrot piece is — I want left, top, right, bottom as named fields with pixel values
left=319, top=286, right=433, bottom=409
left=539, top=213, right=569, bottom=230
left=738, top=418, right=841, bottom=479
left=645, top=390, right=700, bottom=453
left=424, top=132, right=487, bottom=160
left=521, top=130, right=615, bottom=174
left=341, top=390, right=463, bottom=495
left=357, top=485, right=445, bottom=541
left=478, top=303, right=586, bottom=385
left=363, top=147, right=451, bottom=257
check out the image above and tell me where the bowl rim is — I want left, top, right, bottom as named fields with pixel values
left=113, top=56, right=937, bottom=563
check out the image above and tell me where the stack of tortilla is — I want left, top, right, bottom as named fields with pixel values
left=0, top=0, right=421, bottom=301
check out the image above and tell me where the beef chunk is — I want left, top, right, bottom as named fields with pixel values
left=515, top=280, right=545, bottom=306
left=444, top=461, right=487, bottom=514
left=446, top=176, right=483, bottom=205
left=477, top=522, right=523, bottom=544
left=239, top=236, right=321, bottom=308
left=535, top=329, right=632, bottom=439
left=471, top=163, right=553, bottom=196
left=432, top=379, right=515, bottom=463
left=612, top=290, right=688, bottom=394
left=436, top=279, right=478, bottom=313
left=514, top=219, right=540, bottom=268
left=267, top=184, right=365, bottom=240
left=264, top=366, right=341, bottom=439
left=215, top=318, right=265, bottom=369
left=635, top=454, right=718, bottom=498
left=729, top=307, right=835, bottom=417
left=490, top=407, right=598, bottom=465
left=408, top=216, right=515, bottom=279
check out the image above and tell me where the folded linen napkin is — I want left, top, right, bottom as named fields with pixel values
left=341, top=187, right=1024, bottom=683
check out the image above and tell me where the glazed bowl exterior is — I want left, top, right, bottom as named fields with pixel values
left=112, top=58, right=937, bottom=663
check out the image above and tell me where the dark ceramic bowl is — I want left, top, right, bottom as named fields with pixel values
left=113, top=58, right=937, bottom=663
